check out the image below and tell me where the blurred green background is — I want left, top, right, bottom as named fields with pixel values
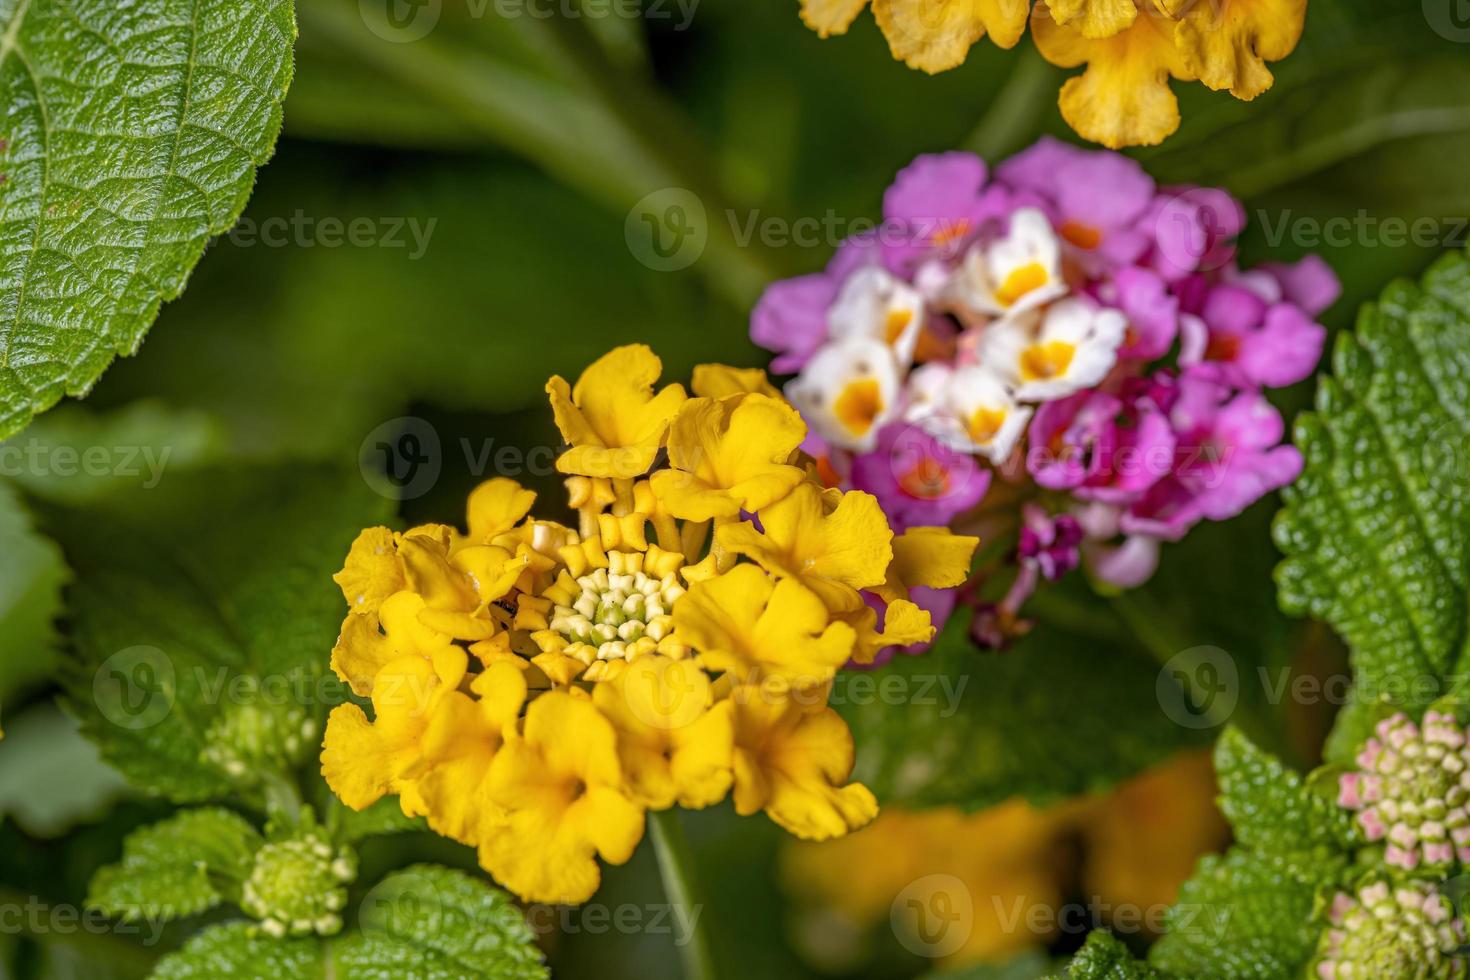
left=2, top=0, right=1470, bottom=976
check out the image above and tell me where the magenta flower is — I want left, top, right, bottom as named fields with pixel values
left=881, top=152, right=1005, bottom=273
left=1028, top=387, right=1175, bottom=504
left=1122, top=370, right=1302, bottom=539
left=1180, top=281, right=1327, bottom=389
left=997, top=136, right=1155, bottom=273
left=851, top=422, right=989, bottom=532
left=1105, top=266, right=1178, bottom=360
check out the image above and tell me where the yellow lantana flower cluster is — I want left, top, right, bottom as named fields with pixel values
left=801, top=0, right=1308, bottom=148
left=321, top=345, right=979, bottom=905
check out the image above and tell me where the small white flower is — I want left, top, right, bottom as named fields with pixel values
left=827, top=266, right=926, bottom=368
left=785, top=338, right=901, bottom=452
left=904, top=364, right=1030, bottom=465
left=901, top=362, right=953, bottom=423
left=949, top=208, right=1067, bottom=321
left=979, top=298, right=1125, bottom=402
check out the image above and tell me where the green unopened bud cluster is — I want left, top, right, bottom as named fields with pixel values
left=241, top=828, right=357, bottom=938
left=1314, top=879, right=1468, bottom=979
left=201, top=687, right=318, bottom=783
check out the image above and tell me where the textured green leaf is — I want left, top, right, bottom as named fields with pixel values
left=342, top=865, right=548, bottom=980
left=841, top=613, right=1209, bottom=810
left=1274, top=248, right=1470, bottom=750
left=1050, top=931, right=1168, bottom=980
left=42, top=463, right=389, bottom=801
left=1214, top=727, right=1356, bottom=855
left=1148, top=848, right=1341, bottom=979
left=149, top=923, right=319, bottom=980
left=150, top=868, right=547, bottom=979
left=0, top=0, right=296, bottom=439
left=88, top=807, right=262, bottom=922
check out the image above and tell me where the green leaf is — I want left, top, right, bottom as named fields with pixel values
left=153, top=867, right=547, bottom=979
left=1214, top=727, right=1355, bottom=855
left=841, top=612, right=1209, bottom=810
left=1274, top=247, right=1470, bottom=749
left=1148, top=848, right=1340, bottom=980
left=0, top=702, right=128, bottom=837
left=149, top=923, right=319, bottom=980
left=0, top=0, right=297, bottom=439
left=1050, top=931, right=1168, bottom=980
left=42, top=463, right=390, bottom=801
left=327, top=796, right=423, bottom=846
left=0, top=479, right=65, bottom=705
left=343, top=865, right=548, bottom=979
left=2, top=402, right=223, bottom=504
left=88, top=807, right=262, bottom=923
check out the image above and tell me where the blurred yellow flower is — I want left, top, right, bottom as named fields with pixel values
left=798, top=0, right=1310, bottom=148
left=782, top=749, right=1228, bottom=971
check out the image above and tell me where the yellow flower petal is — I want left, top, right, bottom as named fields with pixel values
left=837, top=598, right=935, bottom=665
left=675, top=565, right=855, bottom=688
left=547, top=345, right=688, bottom=479
left=333, top=527, right=404, bottom=617
left=691, top=363, right=781, bottom=400
left=1046, top=0, right=1138, bottom=38
left=1169, top=0, right=1305, bottom=100
left=873, top=0, right=1029, bottom=73
left=1033, top=0, right=1191, bottom=149
left=800, top=0, right=871, bottom=36
left=594, top=656, right=734, bottom=810
left=874, top=526, right=979, bottom=602
left=481, top=691, right=645, bottom=904
left=651, top=394, right=807, bottom=521
left=730, top=690, right=878, bottom=840
left=465, top=478, right=536, bottom=543
left=718, top=484, right=893, bottom=611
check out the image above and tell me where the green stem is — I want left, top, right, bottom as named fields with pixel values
left=962, top=45, right=1060, bottom=161
left=648, top=809, right=715, bottom=980
left=296, top=4, right=779, bottom=310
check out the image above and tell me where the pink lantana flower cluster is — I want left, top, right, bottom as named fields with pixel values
left=751, top=138, right=1338, bottom=650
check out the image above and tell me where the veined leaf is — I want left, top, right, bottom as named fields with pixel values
left=0, top=0, right=296, bottom=438
left=1214, top=727, right=1355, bottom=856
left=1147, top=848, right=1342, bottom=980
left=0, top=479, right=64, bottom=706
left=41, top=463, right=389, bottom=801
left=1274, top=247, right=1470, bottom=753
left=150, top=867, right=548, bottom=980
left=88, top=807, right=262, bottom=923
left=1050, top=931, right=1167, bottom=980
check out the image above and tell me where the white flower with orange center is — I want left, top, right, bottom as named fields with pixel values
left=827, top=265, right=927, bottom=367
left=910, top=364, right=1032, bottom=464
left=949, top=208, right=1067, bottom=320
left=978, top=298, right=1125, bottom=402
left=785, top=338, right=901, bottom=452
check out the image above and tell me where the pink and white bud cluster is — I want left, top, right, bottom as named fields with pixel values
left=1315, top=880, right=1466, bottom=979
left=1338, top=712, right=1470, bottom=872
